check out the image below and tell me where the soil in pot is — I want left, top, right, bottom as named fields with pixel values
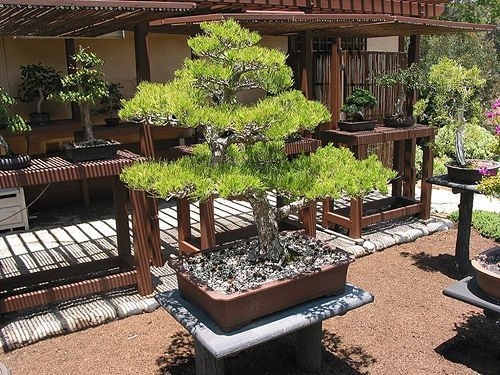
left=446, top=160, right=500, bottom=185
left=471, top=247, right=500, bottom=300
left=0, top=154, right=30, bottom=170
left=169, top=232, right=354, bottom=332
left=64, top=139, right=120, bottom=162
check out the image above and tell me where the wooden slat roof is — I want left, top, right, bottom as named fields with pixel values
left=0, top=0, right=195, bottom=37
left=151, top=12, right=497, bottom=37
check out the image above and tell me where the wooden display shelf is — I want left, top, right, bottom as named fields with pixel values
left=0, top=150, right=160, bottom=313
left=321, top=124, right=436, bottom=238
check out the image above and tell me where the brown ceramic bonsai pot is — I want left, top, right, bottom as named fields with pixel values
left=446, top=159, right=500, bottom=185
left=169, top=239, right=354, bottom=332
left=471, top=247, right=500, bottom=301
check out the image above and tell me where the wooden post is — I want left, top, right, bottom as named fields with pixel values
left=455, top=191, right=474, bottom=275
left=330, top=39, right=342, bottom=129
left=392, top=140, right=405, bottom=197
left=134, top=23, right=151, bottom=84
left=299, top=30, right=313, bottom=99
left=296, top=322, right=322, bottom=372
left=406, top=35, right=421, bottom=115
left=403, top=138, right=416, bottom=199
left=349, top=198, right=363, bottom=238
left=300, top=201, right=316, bottom=238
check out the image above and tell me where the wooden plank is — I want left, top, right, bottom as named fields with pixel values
left=134, top=22, right=151, bottom=84
left=0, top=271, right=137, bottom=313
left=199, top=197, right=216, bottom=250
left=0, top=257, right=131, bottom=291
left=113, top=175, right=132, bottom=258
left=177, top=198, right=192, bottom=248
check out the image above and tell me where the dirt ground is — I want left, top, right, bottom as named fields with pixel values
left=1, top=227, right=499, bottom=375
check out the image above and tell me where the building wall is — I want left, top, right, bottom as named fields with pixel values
left=367, top=36, right=399, bottom=52
left=0, top=33, right=287, bottom=123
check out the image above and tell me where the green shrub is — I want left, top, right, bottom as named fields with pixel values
left=447, top=210, right=500, bottom=242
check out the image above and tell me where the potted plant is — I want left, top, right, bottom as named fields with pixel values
left=119, top=20, right=395, bottom=331
left=338, top=88, right=378, bottom=131
left=17, top=63, right=62, bottom=125
left=57, top=47, right=119, bottom=162
left=419, top=58, right=498, bottom=184
left=96, top=82, right=123, bottom=127
left=471, top=247, right=500, bottom=300
left=0, top=86, right=31, bottom=169
left=374, top=63, right=423, bottom=127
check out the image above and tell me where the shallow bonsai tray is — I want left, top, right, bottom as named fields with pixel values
left=338, top=121, right=376, bottom=132
left=64, top=140, right=121, bottom=162
left=169, top=242, right=353, bottom=332
left=443, top=276, right=500, bottom=316
left=382, top=117, right=416, bottom=128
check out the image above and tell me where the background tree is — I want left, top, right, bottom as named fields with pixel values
left=420, top=0, right=499, bottom=104
left=58, top=47, right=108, bottom=142
left=120, top=20, right=395, bottom=262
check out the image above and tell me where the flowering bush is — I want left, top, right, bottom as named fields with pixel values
left=477, top=98, right=500, bottom=196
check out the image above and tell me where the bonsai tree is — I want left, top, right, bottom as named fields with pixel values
left=0, top=86, right=30, bottom=155
left=341, top=88, right=377, bottom=121
left=119, top=20, right=395, bottom=262
left=374, top=63, right=423, bottom=120
left=415, top=58, right=486, bottom=166
left=96, top=82, right=123, bottom=124
left=58, top=47, right=108, bottom=142
left=17, top=63, right=62, bottom=123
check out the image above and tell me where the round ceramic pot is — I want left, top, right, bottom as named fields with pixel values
left=0, top=154, right=31, bottom=170
left=446, top=160, right=500, bottom=185
left=471, top=247, right=500, bottom=300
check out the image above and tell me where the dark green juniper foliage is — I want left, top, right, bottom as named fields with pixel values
left=120, top=20, right=395, bottom=262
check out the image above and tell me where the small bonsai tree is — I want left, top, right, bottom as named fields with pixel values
left=0, top=86, right=30, bottom=155
left=374, top=63, right=423, bottom=119
left=97, top=82, right=123, bottom=119
left=341, top=88, right=377, bottom=121
left=414, top=58, right=485, bottom=166
left=120, top=20, right=394, bottom=262
left=58, top=47, right=108, bottom=142
left=17, top=63, right=62, bottom=121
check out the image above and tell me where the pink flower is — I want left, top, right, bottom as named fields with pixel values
left=479, top=166, right=490, bottom=176
left=496, top=125, right=500, bottom=135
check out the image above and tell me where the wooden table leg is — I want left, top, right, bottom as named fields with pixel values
left=296, top=322, right=322, bottom=372
left=403, top=138, right=416, bottom=199
left=349, top=197, right=362, bottom=238
left=113, top=176, right=131, bottom=258
left=392, top=140, right=405, bottom=197
left=455, top=191, right=474, bottom=275
left=130, top=189, right=153, bottom=295
left=420, top=136, right=433, bottom=220
left=300, top=201, right=316, bottom=238
left=194, top=339, right=224, bottom=375
left=200, top=196, right=216, bottom=250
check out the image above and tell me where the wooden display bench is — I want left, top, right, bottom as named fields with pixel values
left=174, top=138, right=322, bottom=254
left=0, top=150, right=161, bottom=313
left=321, top=124, right=435, bottom=238
left=2, top=119, right=191, bottom=156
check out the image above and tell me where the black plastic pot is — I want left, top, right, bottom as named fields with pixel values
left=382, top=117, right=415, bottom=128
left=0, top=154, right=31, bottom=170
left=29, top=112, right=50, bottom=125
left=64, top=139, right=120, bottom=162
left=446, top=160, right=500, bottom=185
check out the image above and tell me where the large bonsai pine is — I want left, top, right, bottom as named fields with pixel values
left=120, top=20, right=395, bottom=262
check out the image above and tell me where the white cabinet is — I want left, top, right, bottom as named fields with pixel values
left=0, top=188, right=29, bottom=231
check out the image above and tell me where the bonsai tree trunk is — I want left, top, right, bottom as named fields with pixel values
left=80, top=102, right=95, bottom=141
left=0, top=135, right=12, bottom=156
left=247, top=195, right=285, bottom=262
left=455, top=106, right=466, bottom=166
left=36, top=87, right=43, bottom=114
